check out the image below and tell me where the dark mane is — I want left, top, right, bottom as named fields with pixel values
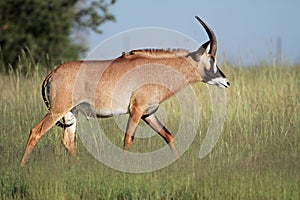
left=121, top=48, right=189, bottom=58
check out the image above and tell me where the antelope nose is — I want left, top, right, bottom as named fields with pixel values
left=223, top=81, right=230, bottom=88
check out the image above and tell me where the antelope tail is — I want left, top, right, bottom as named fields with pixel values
left=42, top=71, right=54, bottom=110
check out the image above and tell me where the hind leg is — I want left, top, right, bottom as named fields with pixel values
left=62, top=112, right=79, bottom=160
left=21, top=112, right=63, bottom=166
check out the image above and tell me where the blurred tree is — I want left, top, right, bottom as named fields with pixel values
left=0, top=0, right=115, bottom=72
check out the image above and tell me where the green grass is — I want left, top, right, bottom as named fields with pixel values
left=0, top=64, right=299, bottom=199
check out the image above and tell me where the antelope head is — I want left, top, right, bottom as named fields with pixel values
left=190, top=16, right=230, bottom=88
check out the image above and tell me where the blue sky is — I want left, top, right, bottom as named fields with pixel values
left=86, top=0, right=300, bottom=65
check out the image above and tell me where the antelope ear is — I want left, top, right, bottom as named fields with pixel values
left=196, top=41, right=211, bottom=57
left=189, top=41, right=211, bottom=62
left=205, top=42, right=211, bottom=54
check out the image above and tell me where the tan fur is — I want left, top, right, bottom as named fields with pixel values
left=20, top=17, right=229, bottom=166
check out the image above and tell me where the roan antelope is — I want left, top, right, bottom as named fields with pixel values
left=20, top=16, right=230, bottom=166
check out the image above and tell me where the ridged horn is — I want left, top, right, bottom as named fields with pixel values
left=195, top=16, right=217, bottom=57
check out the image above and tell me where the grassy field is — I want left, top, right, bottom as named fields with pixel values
left=0, top=64, right=299, bottom=199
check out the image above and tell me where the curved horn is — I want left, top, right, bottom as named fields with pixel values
left=195, top=16, right=217, bottom=57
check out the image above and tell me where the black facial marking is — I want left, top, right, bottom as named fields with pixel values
left=203, top=63, right=226, bottom=83
left=217, top=65, right=226, bottom=78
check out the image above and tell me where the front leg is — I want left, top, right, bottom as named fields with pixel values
left=123, top=101, right=144, bottom=151
left=143, top=114, right=180, bottom=159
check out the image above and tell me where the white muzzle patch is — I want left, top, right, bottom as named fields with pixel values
left=207, top=77, right=230, bottom=88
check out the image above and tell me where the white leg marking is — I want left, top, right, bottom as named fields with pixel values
left=64, top=112, right=77, bottom=133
